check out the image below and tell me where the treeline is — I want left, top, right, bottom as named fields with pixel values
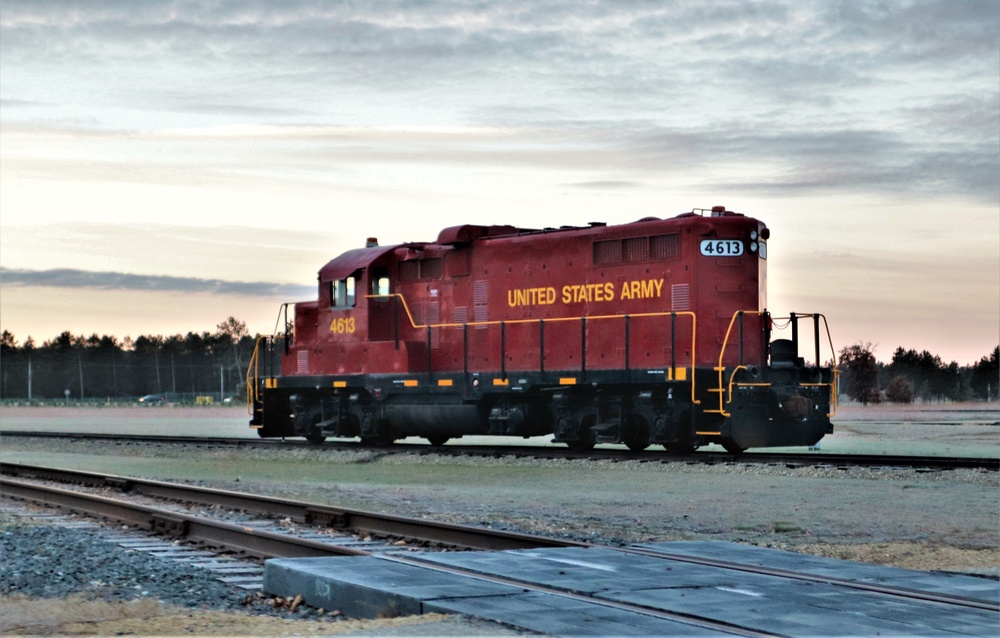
left=0, top=317, right=255, bottom=402
left=2, top=319, right=997, bottom=405
left=839, top=343, right=1000, bottom=404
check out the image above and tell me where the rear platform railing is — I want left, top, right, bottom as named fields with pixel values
left=708, top=310, right=838, bottom=418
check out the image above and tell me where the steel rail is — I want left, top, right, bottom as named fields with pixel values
left=0, top=477, right=366, bottom=559
left=0, top=462, right=583, bottom=551
left=377, top=552, right=780, bottom=638
left=2, top=431, right=997, bottom=470
left=620, top=546, right=1000, bottom=613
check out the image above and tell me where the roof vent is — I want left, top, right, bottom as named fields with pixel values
left=365, top=237, right=378, bottom=247
left=711, top=205, right=726, bottom=216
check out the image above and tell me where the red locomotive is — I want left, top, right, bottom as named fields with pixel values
left=247, top=206, right=837, bottom=453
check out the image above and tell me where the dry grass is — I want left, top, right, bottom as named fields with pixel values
left=0, top=594, right=453, bottom=637
left=794, top=542, right=1000, bottom=573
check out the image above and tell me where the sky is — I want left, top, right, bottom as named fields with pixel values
left=1, top=0, right=998, bottom=365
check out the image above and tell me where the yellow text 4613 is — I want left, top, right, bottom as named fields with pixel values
left=330, top=317, right=356, bottom=334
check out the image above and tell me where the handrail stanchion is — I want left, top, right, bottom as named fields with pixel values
left=763, top=310, right=771, bottom=370
left=813, top=313, right=821, bottom=367
left=426, top=325, right=433, bottom=377
left=539, top=319, right=545, bottom=374
left=500, top=321, right=506, bottom=379
left=393, top=296, right=400, bottom=351
left=670, top=312, right=676, bottom=379
left=624, top=315, right=631, bottom=381
left=463, top=323, right=469, bottom=386
left=790, top=311, right=798, bottom=358
left=738, top=311, right=745, bottom=366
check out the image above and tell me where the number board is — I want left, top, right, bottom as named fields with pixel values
left=699, top=239, right=744, bottom=257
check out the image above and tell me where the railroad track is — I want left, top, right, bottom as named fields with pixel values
left=0, top=462, right=578, bottom=553
left=2, top=430, right=997, bottom=470
left=0, top=473, right=769, bottom=637
left=3, top=462, right=996, bottom=637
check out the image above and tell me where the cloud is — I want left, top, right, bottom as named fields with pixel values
left=2, top=1, right=995, bottom=205
left=0, top=267, right=315, bottom=299
left=4, top=114, right=996, bottom=203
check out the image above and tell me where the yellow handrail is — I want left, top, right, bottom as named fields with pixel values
left=364, top=293, right=700, bottom=404
left=245, top=335, right=267, bottom=415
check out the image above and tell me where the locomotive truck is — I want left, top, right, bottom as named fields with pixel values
left=247, top=206, right=837, bottom=453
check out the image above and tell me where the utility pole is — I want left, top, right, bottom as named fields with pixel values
left=78, top=352, right=85, bottom=400
left=220, top=365, right=225, bottom=403
left=154, top=350, right=162, bottom=394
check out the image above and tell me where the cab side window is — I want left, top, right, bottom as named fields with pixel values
left=331, top=275, right=356, bottom=308
left=372, top=267, right=390, bottom=296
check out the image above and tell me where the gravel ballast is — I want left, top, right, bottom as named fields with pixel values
left=0, top=510, right=522, bottom=636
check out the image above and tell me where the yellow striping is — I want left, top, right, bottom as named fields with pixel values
left=333, top=381, right=347, bottom=388
left=403, top=379, right=419, bottom=387
left=250, top=424, right=262, bottom=429
left=558, top=377, right=577, bottom=385
left=364, top=292, right=695, bottom=330
left=493, top=378, right=509, bottom=386
left=696, top=431, right=722, bottom=436
left=672, top=368, right=687, bottom=381
left=437, top=379, right=454, bottom=387
left=265, top=378, right=277, bottom=389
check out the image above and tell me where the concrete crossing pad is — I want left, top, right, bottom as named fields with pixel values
left=263, top=542, right=1000, bottom=637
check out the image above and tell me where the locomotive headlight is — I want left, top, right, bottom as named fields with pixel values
left=750, top=241, right=759, bottom=253
left=750, top=230, right=758, bottom=240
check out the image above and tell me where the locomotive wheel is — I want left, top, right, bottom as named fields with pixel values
left=360, top=429, right=394, bottom=446
left=360, top=418, right=394, bottom=447
left=303, top=411, right=326, bottom=444
left=360, top=434, right=393, bottom=447
left=426, top=436, right=450, bottom=446
left=625, top=439, right=650, bottom=452
left=566, top=438, right=596, bottom=452
left=722, top=441, right=746, bottom=455
left=565, top=416, right=596, bottom=452
left=662, top=442, right=696, bottom=454
left=622, top=417, right=650, bottom=452
left=305, top=428, right=326, bottom=445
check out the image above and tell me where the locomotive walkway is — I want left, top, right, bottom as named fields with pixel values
left=3, top=463, right=997, bottom=636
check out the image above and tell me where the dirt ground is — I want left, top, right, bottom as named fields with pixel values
left=0, top=594, right=459, bottom=637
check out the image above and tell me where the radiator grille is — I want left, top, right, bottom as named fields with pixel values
left=473, top=280, right=489, bottom=328
left=594, top=234, right=679, bottom=264
left=671, top=283, right=691, bottom=311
